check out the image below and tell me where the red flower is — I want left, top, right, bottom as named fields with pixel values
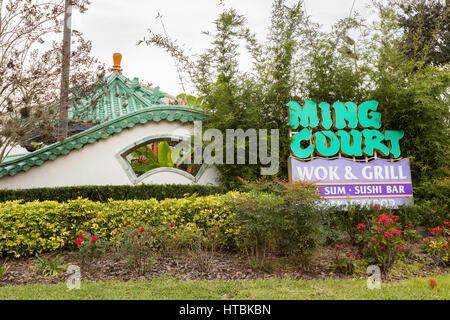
left=75, top=238, right=83, bottom=246
left=444, top=221, right=449, bottom=225
left=335, top=244, right=340, bottom=248
left=174, top=236, right=178, bottom=240
left=170, top=223, right=174, bottom=228
left=139, top=228, right=144, bottom=234
left=91, top=235, right=97, bottom=242
left=443, top=243, right=448, bottom=247
left=78, top=233, right=84, bottom=239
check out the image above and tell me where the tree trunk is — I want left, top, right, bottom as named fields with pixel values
left=58, top=0, right=72, bottom=140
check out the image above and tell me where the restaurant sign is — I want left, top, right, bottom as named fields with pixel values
left=287, top=100, right=413, bottom=208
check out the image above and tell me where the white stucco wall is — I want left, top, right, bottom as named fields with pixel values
left=0, top=121, right=220, bottom=189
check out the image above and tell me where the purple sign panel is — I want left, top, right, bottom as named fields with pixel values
left=289, top=157, right=413, bottom=208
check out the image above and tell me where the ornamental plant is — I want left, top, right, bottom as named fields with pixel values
left=112, top=225, right=157, bottom=275
left=186, top=226, right=221, bottom=273
left=232, top=180, right=324, bottom=270
left=332, top=245, right=361, bottom=275
left=75, top=232, right=108, bottom=270
left=355, top=213, right=418, bottom=273
left=151, top=222, right=184, bottom=255
left=422, top=222, right=449, bottom=266
left=0, top=259, right=9, bottom=278
left=34, top=254, right=67, bottom=276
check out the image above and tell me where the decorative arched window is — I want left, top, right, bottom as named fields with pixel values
left=116, top=134, right=207, bottom=184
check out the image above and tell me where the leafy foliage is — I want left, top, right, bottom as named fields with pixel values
left=34, top=254, right=67, bottom=276
left=0, top=260, right=9, bottom=278
left=130, top=142, right=175, bottom=173
left=394, top=0, right=450, bottom=66
left=0, top=192, right=242, bottom=258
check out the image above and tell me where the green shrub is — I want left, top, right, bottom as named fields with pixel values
left=396, top=200, right=449, bottom=228
left=271, top=183, right=324, bottom=264
left=413, top=177, right=450, bottom=207
left=230, top=182, right=324, bottom=269
left=0, top=184, right=226, bottom=202
left=319, top=205, right=347, bottom=244
left=0, top=193, right=241, bottom=258
left=401, top=177, right=450, bottom=228
left=231, top=191, right=282, bottom=270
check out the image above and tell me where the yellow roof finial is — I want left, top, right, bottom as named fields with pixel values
left=112, top=53, right=122, bottom=72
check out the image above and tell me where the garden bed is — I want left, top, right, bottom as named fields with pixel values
left=1, top=243, right=447, bottom=287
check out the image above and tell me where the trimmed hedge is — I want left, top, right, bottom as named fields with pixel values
left=0, top=193, right=241, bottom=258
left=0, top=184, right=226, bottom=202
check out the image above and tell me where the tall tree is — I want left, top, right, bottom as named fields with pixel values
left=0, top=0, right=104, bottom=161
left=394, top=0, right=450, bottom=66
left=58, top=0, right=72, bottom=139
left=140, top=1, right=309, bottom=187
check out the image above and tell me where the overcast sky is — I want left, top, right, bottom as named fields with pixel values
left=74, top=0, right=375, bottom=96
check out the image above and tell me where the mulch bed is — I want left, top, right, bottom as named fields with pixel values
left=0, top=243, right=448, bottom=287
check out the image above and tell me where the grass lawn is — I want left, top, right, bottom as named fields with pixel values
left=0, top=275, right=449, bottom=300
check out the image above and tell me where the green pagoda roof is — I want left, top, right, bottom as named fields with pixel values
left=69, top=71, right=171, bottom=123
left=0, top=68, right=206, bottom=179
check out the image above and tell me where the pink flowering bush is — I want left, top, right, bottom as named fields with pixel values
left=354, top=212, right=418, bottom=273
left=422, top=222, right=449, bottom=265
